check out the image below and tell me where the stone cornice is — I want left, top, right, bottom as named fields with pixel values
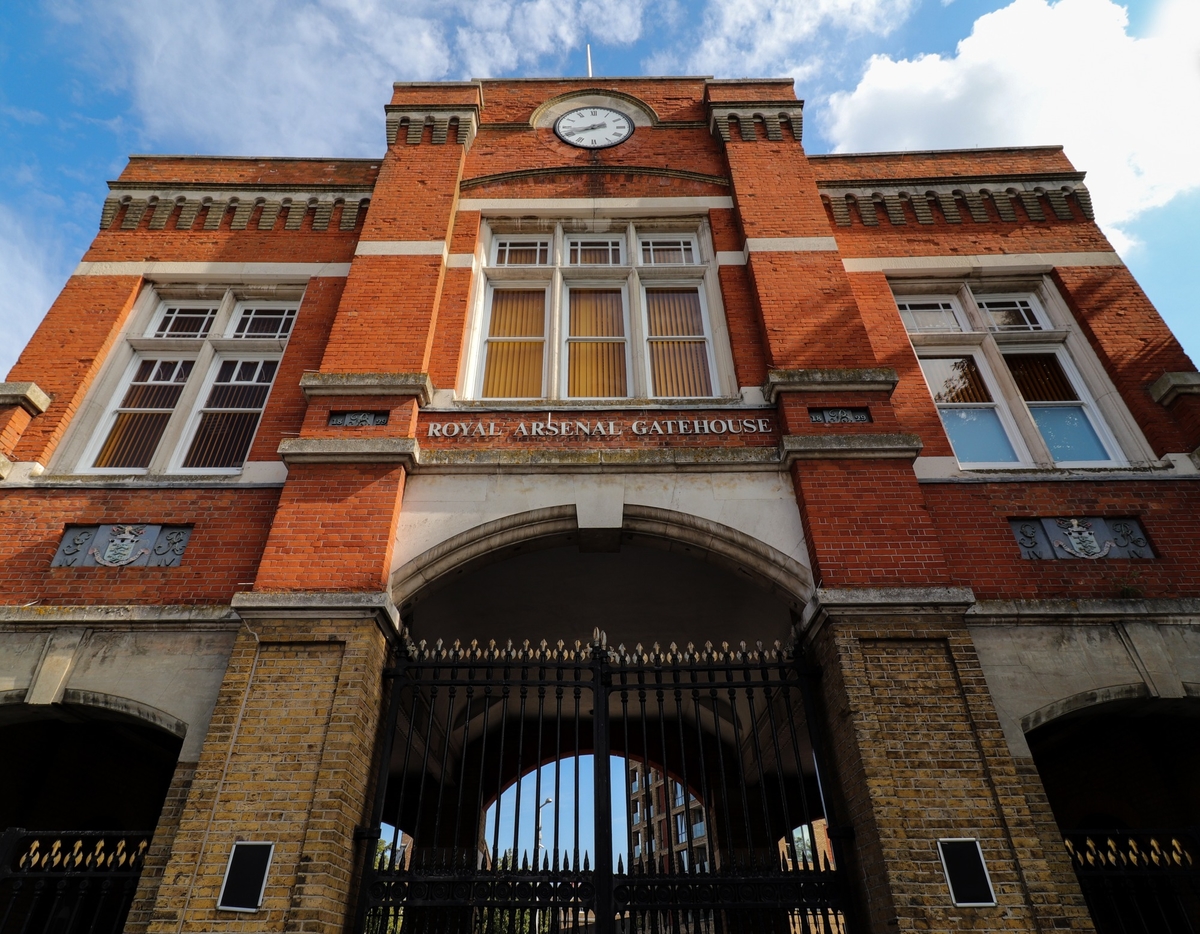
left=277, top=437, right=419, bottom=469
left=798, top=585, right=977, bottom=640
left=818, top=175, right=1093, bottom=226
left=1149, top=371, right=1200, bottom=406
left=232, top=591, right=401, bottom=636
left=0, top=381, right=51, bottom=415
left=460, top=165, right=730, bottom=191
left=765, top=367, right=899, bottom=401
left=385, top=104, right=480, bottom=148
left=299, top=372, right=434, bottom=406
left=708, top=100, right=803, bottom=143
left=780, top=433, right=923, bottom=465
left=100, top=185, right=373, bottom=232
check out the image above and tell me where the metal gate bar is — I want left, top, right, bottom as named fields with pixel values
left=1066, top=830, right=1200, bottom=934
left=358, top=632, right=849, bottom=933
left=0, top=829, right=149, bottom=934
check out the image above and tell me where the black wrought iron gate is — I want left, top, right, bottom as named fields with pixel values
left=355, top=632, right=850, bottom=933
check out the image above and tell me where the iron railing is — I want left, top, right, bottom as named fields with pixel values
left=1065, top=829, right=1200, bottom=934
left=357, top=632, right=850, bottom=933
left=0, top=828, right=150, bottom=934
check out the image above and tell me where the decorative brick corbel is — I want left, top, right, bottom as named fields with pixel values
left=708, top=102, right=804, bottom=144
left=386, top=105, right=479, bottom=149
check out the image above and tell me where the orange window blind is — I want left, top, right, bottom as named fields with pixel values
left=567, top=289, right=626, bottom=397
left=645, top=289, right=711, bottom=397
left=482, top=290, right=545, bottom=398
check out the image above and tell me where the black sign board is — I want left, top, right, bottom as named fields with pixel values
left=937, top=838, right=996, bottom=906
left=217, top=841, right=274, bottom=912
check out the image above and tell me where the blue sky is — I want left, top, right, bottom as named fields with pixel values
left=2, top=0, right=1197, bottom=378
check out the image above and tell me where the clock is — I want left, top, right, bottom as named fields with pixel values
left=554, top=107, right=634, bottom=149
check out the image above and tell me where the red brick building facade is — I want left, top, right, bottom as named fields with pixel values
left=1, top=77, right=1198, bottom=934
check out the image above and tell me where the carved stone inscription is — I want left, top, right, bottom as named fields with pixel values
left=1009, top=517, right=1152, bottom=560
left=51, top=524, right=193, bottom=568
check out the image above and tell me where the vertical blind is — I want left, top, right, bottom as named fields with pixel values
left=645, top=289, right=712, bottom=397
left=482, top=290, right=545, bottom=398
left=182, top=359, right=277, bottom=469
left=919, top=356, right=994, bottom=404
left=1004, top=354, right=1078, bottom=401
left=93, top=359, right=194, bottom=468
left=568, top=289, right=626, bottom=397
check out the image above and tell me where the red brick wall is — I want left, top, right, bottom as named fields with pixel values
left=1053, top=266, right=1198, bottom=454
left=252, top=464, right=405, bottom=592
left=0, top=486, right=279, bottom=605
left=922, top=479, right=1200, bottom=600
left=6, top=275, right=143, bottom=464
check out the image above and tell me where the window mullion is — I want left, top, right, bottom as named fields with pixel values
left=549, top=272, right=563, bottom=401
left=152, top=344, right=214, bottom=472
left=977, top=336, right=1052, bottom=465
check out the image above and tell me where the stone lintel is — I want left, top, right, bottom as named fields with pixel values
left=232, top=590, right=400, bottom=629
left=0, top=381, right=51, bottom=415
left=416, top=446, right=781, bottom=472
left=0, top=604, right=240, bottom=625
left=799, top=585, right=977, bottom=639
left=277, top=437, right=419, bottom=468
left=968, top=596, right=1200, bottom=626
left=299, top=372, right=433, bottom=406
left=1148, top=371, right=1200, bottom=406
left=765, top=368, right=898, bottom=402
left=0, top=453, right=11, bottom=481
left=780, top=432, right=922, bottom=464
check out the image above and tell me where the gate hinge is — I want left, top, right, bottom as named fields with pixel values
left=354, top=825, right=382, bottom=842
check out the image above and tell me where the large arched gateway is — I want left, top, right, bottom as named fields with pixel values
left=360, top=517, right=845, bottom=932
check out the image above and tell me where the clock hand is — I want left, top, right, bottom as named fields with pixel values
left=571, top=122, right=609, bottom=133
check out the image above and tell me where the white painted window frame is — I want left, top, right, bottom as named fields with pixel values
left=471, top=279, right=553, bottom=401
left=464, top=221, right=735, bottom=403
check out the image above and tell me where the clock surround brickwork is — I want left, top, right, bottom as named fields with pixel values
left=0, top=76, right=1198, bottom=934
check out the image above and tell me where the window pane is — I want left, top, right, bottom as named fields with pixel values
left=646, top=289, right=704, bottom=336
left=979, top=298, right=1041, bottom=331
left=156, top=306, right=217, bottom=338
left=569, top=290, right=624, bottom=337
left=483, top=342, right=544, bottom=398
left=649, top=341, right=712, bottom=397
left=919, top=357, right=993, bottom=404
left=1004, top=353, right=1078, bottom=401
left=93, top=412, right=173, bottom=468
left=183, top=412, right=262, bottom=469
left=939, top=408, right=1019, bottom=463
left=234, top=307, right=297, bottom=338
left=489, top=291, right=545, bottom=337
left=93, top=358, right=194, bottom=469
left=641, top=240, right=694, bottom=264
left=568, top=342, right=627, bottom=397
left=182, top=358, right=277, bottom=469
left=1029, top=406, right=1109, bottom=461
left=495, top=241, right=548, bottom=265
left=569, top=240, right=621, bottom=265
left=896, top=300, right=960, bottom=333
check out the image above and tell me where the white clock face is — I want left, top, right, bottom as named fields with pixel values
left=554, top=107, right=633, bottom=149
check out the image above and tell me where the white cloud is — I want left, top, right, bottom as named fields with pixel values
left=666, top=0, right=916, bottom=78
left=0, top=207, right=71, bottom=381
left=823, top=0, right=1200, bottom=250
left=50, top=0, right=648, bottom=157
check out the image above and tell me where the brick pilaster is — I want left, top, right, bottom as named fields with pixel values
left=144, top=616, right=389, bottom=934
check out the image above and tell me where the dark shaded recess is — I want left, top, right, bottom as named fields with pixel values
left=1027, top=697, right=1200, bottom=831
left=0, top=704, right=181, bottom=831
left=409, top=542, right=792, bottom=651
